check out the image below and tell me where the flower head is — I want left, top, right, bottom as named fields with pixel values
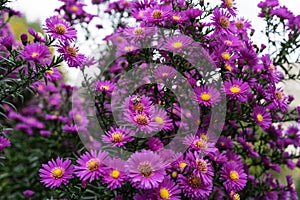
left=57, top=42, right=86, bottom=68
left=162, top=35, right=193, bottom=53
left=220, top=162, right=247, bottom=192
left=102, top=158, right=126, bottom=189
left=39, top=157, right=73, bottom=188
left=95, top=80, right=116, bottom=93
left=252, top=106, right=272, bottom=130
left=194, top=85, right=221, bottom=107
left=102, top=126, right=134, bottom=149
left=224, top=79, right=250, bottom=102
left=20, top=43, right=51, bottom=65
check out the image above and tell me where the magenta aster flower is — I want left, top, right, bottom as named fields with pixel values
left=102, top=126, right=134, bottom=149
left=156, top=178, right=181, bottom=200
left=0, top=136, right=10, bottom=151
left=125, top=150, right=166, bottom=189
left=125, top=109, right=158, bottom=134
left=95, top=80, right=116, bottom=93
left=252, top=106, right=272, bottom=130
left=74, top=150, right=109, bottom=182
left=147, top=137, right=164, bottom=152
left=162, top=35, right=193, bottom=53
left=102, top=158, right=126, bottom=189
left=44, top=16, right=77, bottom=42
left=152, top=107, right=173, bottom=132
left=124, top=26, right=157, bottom=40
left=184, top=135, right=215, bottom=154
left=154, top=65, right=177, bottom=80
left=220, top=162, right=247, bottom=192
left=20, top=43, right=51, bottom=65
left=221, top=0, right=237, bottom=16
left=57, top=42, right=86, bottom=68
left=23, top=190, right=35, bottom=197
left=212, top=8, right=232, bottom=33
left=123, top=94, right=152, bottom=114
left=224, top=79, right=250, bottom=102
left=194, top=85, right=221, bottom=107
left=178, top=173, right=213, bottom=199
left=39, top=157, right=73, bottom=188
left=28, top=27, right=45, bottom=43
left=144, top=5, right=171, bottom=25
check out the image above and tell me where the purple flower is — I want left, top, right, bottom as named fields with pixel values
left=95, top=80, right=116, bottom=93
left=44, top=16, right=77, bottom=42
left=220, top=162, right=247, bottom=192
left=102, top=158, right=126, bottom=189
left=147, top=137, right=164, bottom=152
left=39, top=157, right=73, bottom=188
left=20, top=43, right=51, bottom=65
left=178, top=173, right=213, bottom=199
left=153, top=65, right=177, bottom=80
left=0, top=136, right=10, bottom=151
left=123, top=94, right=152, bottom=114
left=252, top=106, right=272, bottom=130
left=23, top=190, right=35, bottom=197
left=212, top=8, right=231, bottom=33
left=57, top=42, right=86, bottom=68
left=125, top=150, right=166, bottom=189
left=102, top=126, right=134, bottom=149
left=162, top=35, right=193, bottom=53
left=144, top=5, right=171, bottom=25
left=224, top=79, right=250, bottom=102
left=125, top=109, right=158, bottom=134
left=124, top=26, right=157, bottom=40
left=156, top=178, right=181, bottom=200
left=152, top=107, right=173, bottom=132
left=74, top=150, right=109, bottom=182
left=194, top=85, right=221, bottom=107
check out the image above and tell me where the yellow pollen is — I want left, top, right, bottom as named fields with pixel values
left=230, top=86, right=241, bottom=94
left=110, top=169, right=120, bottom=178
left=86, top=158, right=100, bottom=171
left=221, top=52, right=231, bottom=60
left=179, top=162, right=187, bottom=169
left=188, top=175, right=202, bottom=188
left=136, top=114, right=149, bottom=125
left=225, top=64, right=232, bottom=71
left=275, top=91, right=283, bottom=100
left=200, top=93, right=211, bottom=101
left=200, top=134, right=208, bottom=141
left=138, top=162, right=153, bottom=177
left=155, top=116, right=164, bottom=125
left=66, top=46, right=77, bottom=57
left=138, top=11, right=143, bottom=18
left=162, top=72, right=168, bottom=77
left=151, top=10, right=163, bottom=19
left=257, top=114, right=264, bottom=122
left=233, top=193, right=240, bottom=200
left=52, top=167, right=64, bottom=179
left=46, top=69, right=53, bottom=74
left=171, top=171, right=177, bottom=178
left=100, top=85, right=109, bottom=91
left=220, top=16, right=230, bottom=29
left=172, top=15, right=181, bottom=21
left=159, top=188, right=170, bottom=199
left=172, top=41, right=183, bottom=49
left=75, top=114, right=82, bottom=122
left=196, top=160, right=208, bottom=173
left=194, top=140, right=207, bottom=149
left=235, top=21, right=244, bottom=30
left=112, top=132, right=124, bottom=142
left=71, top=5, right=78, bottom=12
left=224, top=40, right=233, bottom=45
left=133, top=103, right=144, bottom=112
left=31, top=52, right=38, bottom=57
left=230, top=171, right=239, bottom=181
left=133, top=27, right=145, bottom=36
left=125, top=46, right=134, bottom=52
left=54, top=24, right=67, bottom=35
left=225, top=0, right=233, bottom=8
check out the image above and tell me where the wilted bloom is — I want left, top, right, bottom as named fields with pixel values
left=44, top=16, right=77, bottom=42
left=74, top=150, right=108, bottom=182
left=39, top=157, right=73, bottom=188
left=126, top=150, right=166, bottom=189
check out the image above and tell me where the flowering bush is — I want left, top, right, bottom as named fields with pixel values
left=0, top=0, right=300, bottom=199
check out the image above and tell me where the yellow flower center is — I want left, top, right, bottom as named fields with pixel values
left=125, top=46, right=134, bottom=52
left=51, top=167, right=64, bottom=179
left=171, top=171, right=177, bottom=178
left=162, top=72, right=168, bottom=77
left=257, top=114, right=264, bottom=122
left=188, top=175, right=202, bottom=188
left=151, top=10, right=163, bottom=19
left=100, top=85, right=109, bottom=91
left=179, top=162, right=187, bottom=169
left=221, top=52, right=231, bottom=60
left=138, top=162, right=153, bottom=177
left=75, top=114, right=82, bottom=122
left=200, top=134, right=208, bottom=141
left=172, top=15, right=181, bottom=21
left=110, top=169, right=120, bottom=178
left=225, top=0, right=233, bottom=8
left=172, top=41, right=183, bottom=49
left=196, top=160, right=208, bottom=173
left=138, top=11, right=143, bottom=18
left=230, top=86, right=241, bottom=94
left=66, top=46, right=77, bottom=57
left=159, top=188, right=170, bottom=199
left=200, top=93, right=211, bottom=101
left=233, top=193, right=240, bottom=200
left=230, top=171, right=239, bottom=181
left=135, top=114, right=149, bottom=125
left=224, top=40, right=233, bottom=45
left=194, top=140, right=207, bottom=149
left=235, top=21, right=244, bottom=30
left=31, top=52, right=38, bottom=57
left=133, top=103, right=144, bottom=112
left=133, top=27, right=145, bottom=36
left=86, top=158, right=100, bottom=171
left=112, top=132, right=124, bottom=142
left=54, top=24, right=67, bottom=35
left=275, top=91, right=283, bottom=101
left=225, top=64, right=232, bottom=71
left=46, top=69, right=53, bottom=74
left=155, top=116, right=164, bottom=125
left=71, top=5, right=78, bottom=12
left=220, top=16, right=230, bottom=29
